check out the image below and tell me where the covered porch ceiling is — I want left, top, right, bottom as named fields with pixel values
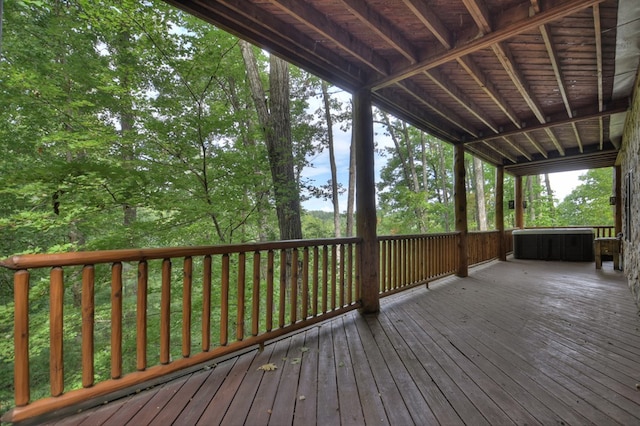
left=163, top=0, right=640, bottom=177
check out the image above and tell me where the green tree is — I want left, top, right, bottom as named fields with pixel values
left=556, top=168, right=614, bottom=226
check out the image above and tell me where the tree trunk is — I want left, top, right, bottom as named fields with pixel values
left=322, top=81, right=341, bottom=237
left=526, top=175, right=536, bottom=222
left=240, top=41, right=302, bottom=240
left=346, top=128, right=356, bottom=237
left=544, top=173, right=555, bottom=221
left=473, top=156, right=487, bottom=230
left=437, top=140, right=451, bottom=232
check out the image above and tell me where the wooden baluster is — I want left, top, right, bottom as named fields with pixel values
left=237, top=252, right=246, bottom=341
left=355, top=243, right=360, bottom=301
left=14, top=270, right=30, bottom=406
left=279, top=249, right=286, bottom=328
left=111, top=263, right=123, bottom=379
left=160, top=259, right=171, bottom=364
left=312, top=246, right=319, bottom=317
left=322, top=246, right=328, bottom=314
left=137, top=261, right=148, bottom=371
left=394, top=240, right=400, bottom=290
left=290, top=248, right=298, bottom=324
left=339, top=244, right=345, bottom=307
left=266, top=250, right=274, bottom=332
left=380, top=240, right=387, bottom=293
left=331, top=245, right=337, bottom=310
left=347, top=243, right=353, bottom=304
left=302, top=247, right=309, bottom=320
left=252, top=252, right=260, bottom=337
left=202, top=255, right=212, bottom=352
left=183, top=257, right=192, bottom=357
left=50, top=267, right=64, bottom=396
left=220, top=254, right=229, bottom=346
left=82, top=265, right=95, bottom=388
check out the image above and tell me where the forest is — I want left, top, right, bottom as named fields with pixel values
left=0, top=0, right=615, bottom=415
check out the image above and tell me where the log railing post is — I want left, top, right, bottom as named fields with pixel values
left=515, top=175, right=524, bottom=229
left=354, top=88, right=379, bottom=313
left=14, top=270, right=30, bottom=406
left=454, top=144, right=468, bottom=277
left=496, top=166, right=506, bottom=261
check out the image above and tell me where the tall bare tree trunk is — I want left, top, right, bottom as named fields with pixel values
left=544, top=173, right=556, bottom=222
left=473, top=156, right=487, bottom=230
left=437, top=141, right=451, bottom=232
left=240, top=41, right=302, bottom=240
left=322, top=81, right=341, bottom=237
left=346, top=129, right=356, bottom=237
left=526, top=175, right=536, bottom=222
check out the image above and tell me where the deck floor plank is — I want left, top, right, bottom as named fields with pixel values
left=39, top=259, right=640, bottom=426
left=171, top=357, right=237, bottom=426
left=292, top=326, right=320, bottom=426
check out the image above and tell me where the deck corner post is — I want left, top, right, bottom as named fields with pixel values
left=454, top=144, right=468, bottom=277
left=354, top=88, right=379, bottom=314
left=614, top=164, right=622, bottom=236
left=515, top=175, right=524, bottom=229
left=496, top=166, right=506, bottom=261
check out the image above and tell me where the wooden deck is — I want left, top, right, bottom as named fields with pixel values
left=41, top=258, right=640, bottom=425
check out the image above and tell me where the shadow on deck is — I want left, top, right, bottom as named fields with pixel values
left=43, top=259, right=640, bottom=425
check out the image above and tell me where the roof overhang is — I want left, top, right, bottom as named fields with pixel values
left=164, top=0, right=640, bottom=176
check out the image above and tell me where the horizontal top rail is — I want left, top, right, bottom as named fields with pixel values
left=0, top=237, right=361, bottom=270
left=378, top=232, right=461, bottom=241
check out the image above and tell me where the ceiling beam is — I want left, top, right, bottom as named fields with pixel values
left=483, top=141, right=517, bottom=163
left=339, top=0, right=418, bottom=63
left=424, top=68, right=500, bottom=133
left=370, top=0, right=607, bottom=90
left=169, top=0, right=366, bottom=88
left=400, top=0, right=453, bottom=49
left=465, top=105, right=628, bottom=144
left=267, top=0, right=390, bottom=76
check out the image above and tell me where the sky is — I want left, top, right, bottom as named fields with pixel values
left=300, top=121, right=587, bottom=213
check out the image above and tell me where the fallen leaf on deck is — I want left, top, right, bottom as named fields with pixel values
left=300, top=346, right=309, bottom=353
left=258, top=363, right=278, bottom=371
left=291, top=357, right=301, bottom=365
left=299, top=395, right=306, bottom=401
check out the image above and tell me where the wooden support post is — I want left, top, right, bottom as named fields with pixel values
left=496, top=166, right=506, bottom=261
left=454, top=144, right=468, bottom=277
left=614, top=165, right=622, bottom=236
left=515, top=175, right=524, bottom=229
left=354, top=88, right=379, bottom=314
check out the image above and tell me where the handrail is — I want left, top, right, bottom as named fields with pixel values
left=1, top=238, right=361, bottom=423
left=1, top=229, right=524, bottom=422
left=524, top=225, right=615, bottom=238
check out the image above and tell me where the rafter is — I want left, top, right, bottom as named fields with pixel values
left=502, top=136, right=533, bottom=161
left=339, top=0, right=418, bottom=63
left=456, top=56, right=522, bottom=128
left=461, top=0, right=492, bottom=34
left=400, top=0, right=453, bottom=49
left=370, top=0, right=607, bottom=90
left=465, top=106, right=627, bottom=144
left=267, top=0, right=390, bottom=76
left=483, top=141, right=517, bottom=163
left=523, top=132, right=548, bottom=158
left=424, top=68, right=500, bottom=133
left=397, top=82, right=481, bottom=137
left=593, top=4, right=608, bottom=150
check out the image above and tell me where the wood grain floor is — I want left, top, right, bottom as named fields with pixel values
left=45, top=258, right=640, bottom=425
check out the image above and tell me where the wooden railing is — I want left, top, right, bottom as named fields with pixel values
left=468, top=231, right=501, bottom=265
left=1, top=238, right=360, bottom=423
left=378, top=233, right=459, bottom=295
left=525, top=225, right=616, bottom=238
left=1, top=228, right=527, bottom=422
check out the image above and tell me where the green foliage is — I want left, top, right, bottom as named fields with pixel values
left=556, top=168, right=614, bottom=226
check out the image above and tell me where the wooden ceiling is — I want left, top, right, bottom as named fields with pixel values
left=164, top=0, right=638, bottom=176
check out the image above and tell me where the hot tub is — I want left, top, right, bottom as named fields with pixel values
left=512, top=228, right=594, bottom=261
